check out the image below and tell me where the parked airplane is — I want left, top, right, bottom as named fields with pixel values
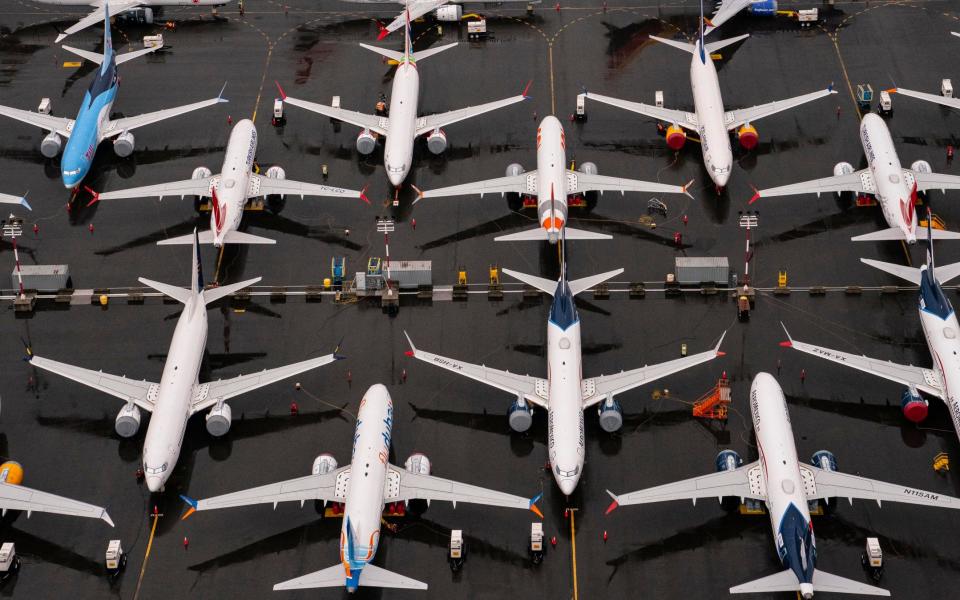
left=0, top=6, right=225, bottom=190
left=413, top=115, right=692, bottom=243
left=38, top=0, right=232, bottom=44
left=405, top=239, right=725, bottom=495
left=752, top=113, right=960, bottom=243
left=275, top=13, right=527, bottom=188
left=782, top=214, right=960, bottom=439
left=355, top=0, right=536, bottom=40
left=607, top=372, right=960, bottom=598
left=579, top=4, right=834, bottom=190
left=90, top=119, right=366, bottom=246
left=0, top=459, right=113, bottom=526
left=181, top=383, right=542, bottom=591
left=27, top=232, right=343, bottom=493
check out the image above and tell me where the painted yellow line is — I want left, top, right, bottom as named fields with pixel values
left=63, top=61, right=82, bottom=68
left=250, top=45, right=275, bottom=124
left=569, top=508, right=579, bottom=600
left=132, top=513, right=160, bottom=600
left=548, top=45, right=556, bottom=116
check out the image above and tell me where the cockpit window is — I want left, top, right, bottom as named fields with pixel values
left=145, top=463, right=168, bottom=474
left=555, top=465, right=580, bottom=477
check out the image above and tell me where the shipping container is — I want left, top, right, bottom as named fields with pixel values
left=12, top=264, right=70, bottom=291
left=389, top=260, right=432, bottom=289
left=675, top=257, right=728, bottom=285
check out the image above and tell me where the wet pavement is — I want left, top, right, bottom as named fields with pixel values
left=2, top=0, right=960, bottom=598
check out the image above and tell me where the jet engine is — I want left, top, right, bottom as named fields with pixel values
left=748, top=0, right=777, bottom=15
left=435, top=5, right=463, bottom=20
left=901, top=386, right=929, bottom=423
left=577, top=162, right=600, bottom=209
left=426, top=128, right=447, bottom=155
left=118, top=7, right=154, bottom=24
left=356, top=128, right=377, bottom=155
left=833, top=161, right=855, bottom=200
left=192, top=166, right=212, bottom=180
left=312, top=453, right=338, bottom=475
left=506, top=163, right=526, bottom=177
left=508, top=397, right=533, bottom=432
left=811, top=450, right=838, bottom=472
left=112, top=131, right=135, bottom=157
left=505, top=163, right=526, bottom=210
left=577, top=162, right=598, bottom=175
left=0, top=462, right=23, bottom=486
left=715, top=449, right=743, bottom=511
left=665, top=124, right=686, bottom=150
left=597, top=396, right=622, bottom=433
left=115, top=403, right=142, bottom=438
left=266, top=165, right=286, bottom=180
left=404, top=453, right=431, bottom=476
left=737, top=123, right=759, bottom=150
left=264, top=165, right=287, bottom=206
left=910, top=160, right=932, bottom=175
left=40, top=132, right=63, bottom=158
left=205, top=402, right=232, bottom=437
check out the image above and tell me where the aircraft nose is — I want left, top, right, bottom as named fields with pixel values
left=146, top=476, right=163, bottom=493
left=713, top=170, right=730, bottom=189
left=799, top=582, right=814, bottom=599
left=387, top=170, right=405, bottom=188
left=558, top=477, right=577, bottom=496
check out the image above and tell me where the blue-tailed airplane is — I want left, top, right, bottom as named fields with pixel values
left=0, top=4, right=226, bottom=190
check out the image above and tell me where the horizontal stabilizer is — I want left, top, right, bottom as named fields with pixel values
left=137, top=278, right=193, bottom=304
left=494, top=226, right=611, bottom=242
left=412, top=41, right=458, bottom=62
left=703, top=33, right=750, bottom=54
left=501, top=268, right=557, bottom=296
left=157, top=230, right=276, bottom=246
left=648, top=35, right=696, bottom=54
left=62, top=44, right=160, bottom=66
left=860, top=258, right=921, bottom=285
left=273, top=563, right=428, bottom=590
left=918, top=227, right=960, bottom=240
left=202, top=277, right=262, bottom=305
left=850, top=227, right=908, bottom=242
left=568, top=268, right=623, bottom=296
left=358, top=42, right=457, bottom=63
left=811, top=569, right=890, bottom=596
left=730, top=569, right=800, bottom=595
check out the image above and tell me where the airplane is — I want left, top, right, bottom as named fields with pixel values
left=405, top=237, right=725, bottom=495
left=752, top=113, right=960, bottom=244
left=26, top=231, right=343, bottom=493
left=275, top=12, right=528, bottom=189
left=37, top=0, right=233, bottom=44
left=606, top=371, right=960, bottom=598
left=578, top=2, right=835, bottom=190
left=781, top=213, right=960, bottom=438
left=0, top=460, right=113, bottom=526
left=90, top=118, right=367, bottom=246
left=702, top=0, right=779, bottom=34
left=412, top=115, right=693, bottom=243
left=352, top=0, right=538, bottom=41
left=180, top=383, right=543, bottom=592
left=0, top=5, right=226, bottom=191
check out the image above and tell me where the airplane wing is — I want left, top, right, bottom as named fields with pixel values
left=606, top=461, right=764, bottom=510
left=582, top=333, right=725, bottom=409
left=28, top=355, right=157, bottom=413
left=753, top=169, right=873, bottom=200
left=781, top=326, right=944, bottom=399
left=415, top=172, right=535, bottom=201
left=55, top=0, right=143, bottom=43
left=380, top=0, right=448, bottom=36
left=103, top=95, right=228, bottom=138
left=248, top=174, right=366, bottom=201
left=910, top=170, right=960, bottom=193
left=704, top=0, right=754, bottom=34
left=281, top=95, right=388, bottom=136
left=802, top=464, right=960, bottom=509
left=95, top=176, right=218, bottom=201
left=893, top=87, right=960, bottom=111
left=415, top=93, right=528, bottom=136
left=568, top=171, right=691, bottom=197
left=190, top=353, right=342, bottom=414
left=0, top=481, right=113, bottom=526
left=0, top=105, right=73, bottom=137
left=724, top=88, right=836, bottom=130
left=0, top=193, right=31, bottom=210
left=185, top=467, right=351, bottom=513
left=404, top=332, right=548, bottom=409
left=579, top=92, right=697, bottom=130
left=385, top=465, right=541, bottom=514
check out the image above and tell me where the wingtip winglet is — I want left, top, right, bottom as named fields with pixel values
left=748, top=185, right=761, bottom=205
left=682, top=179, right=695, bottom=199
left=102, top=511, right=115, bottom=528
left=528, top=492, right=543, bottom=518
left=180, top=494, right=198, bottom=509
left=274, top=80, right=287, bottom=101
left=779, top=341, right=793, bottom=347
left=522, top=80, right=533, bottom=99
left=403, top=330, right=416, bottom=354
left=218, top=81, right=228, bottom=101
left=376, top=21, right=390, bottom=41
left=359, top=184, right=370, bottom=204
left=20, top=197, right=31, bottom=211
left=605, top=491, right=620, bottom=515
left=885, top=87, right=898, bottom=94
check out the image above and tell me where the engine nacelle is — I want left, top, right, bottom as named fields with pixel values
left=911, top=160, right=932, bottom=175
left=505, top=163, right=525, bottom=177
left=715, top=449, right=743, bottom=472
left=266, top=165, right=286, bottom=180
left=0, top=461, right=23, bottom=486
left=205, top=402, right=232, bottom=437
left=810, top=450, right=838, bottom=472
left=312, top=453, right=338, bottom=475
left=833, top=161, right=854, bottom=177
left=356, top=128, right=377, bottom=155
left=508, top=398, right=533, bottom=432
left=192, top=166, right=212, bottom=180
left=577, top=161, right=598, bottom=175
left=748, top=0, right=777, bottom=15
left=665, top=124, right=686, bottom=150
left=737, top=124, right=759, bottom=150
left=434, top=5, right=463, bottom=21
left=40, top=132, right=63, bottom=158
left=118, top=7, right=154, bottom=24
left=597, top=396, right=623, bottom=433
left=404, top=453, right=431, bottom=476
left=115, top=404, right=142, bottom=438
left=901, top=387, right=929, bottom=423
left=426, top=128, right=447, bottom=155
left=112, top=131, right=136, bottom=158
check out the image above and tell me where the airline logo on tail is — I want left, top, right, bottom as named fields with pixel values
left=211, top=188, right=225, bottom=233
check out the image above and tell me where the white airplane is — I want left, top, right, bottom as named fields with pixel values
left=27, top=232, right=343, bottom=492
left=90, top=119, right=367, bottom=246
left=702, top=0, right=779, bottom=34
left=753, top=113, right=960, bottom=244
left=579, top=5, right=835, bottom=190
left=413, top=115, right=693, bottom=243
left=38, top=0, right=232, bottom=44
left=782, top=215, right=960, bottom=437
left=405, top=240, right=725, bottom=495
left=0, top=460, right=113, bottom=526
left=180, top=383, right=542, bottom=592
left=606, top=372, right=960, bottom=598
left=352, top=0, right=537, bottom=41
left=0, top=7, right=226, bottom=190
left=275, top=13, right=528, bottom=188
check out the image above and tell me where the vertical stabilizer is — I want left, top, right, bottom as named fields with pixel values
left=191, top=228, right=203, bottom=295
left=403, top=9, right=413, bottom=62
left=102, top=1, right=114, bottom=71
left=697, top=0, right=707, bottom=63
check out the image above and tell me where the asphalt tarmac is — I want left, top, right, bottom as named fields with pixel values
left=2, top=0, right=960, bottom=598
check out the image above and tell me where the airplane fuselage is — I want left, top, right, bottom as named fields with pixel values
left=210, top=119, right=258, bottom=246
left=751, top=373, right=817, bottom=598
left=61, top=54, right=118, bottom=189
left=383, top=61, right=419, bottom=187
left=859, top=113, right=918, bottom=243
left=689, top=42, right=733, bottom=188
left=142, top=294, right=208, bottom=492
left=535, top=115, right=569, bottom=244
